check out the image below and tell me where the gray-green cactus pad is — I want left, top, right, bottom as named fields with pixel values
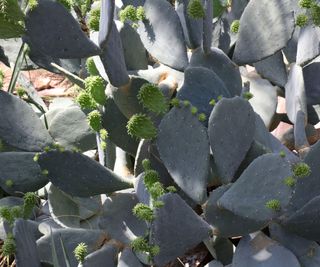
left=38, top=150, right=133, bottom=197
left=229, top=0, right=249, bottom=20
left=0, top=152, right=48, bottom=194
left=270, top=223, right=320, bottom=267
left=211, top=18, right=230, bottom=54
left=0, top=90, right=53, bottom=151
left=98, top=191, right=147, bottom=244
left=245, top=74, right=278, bottom=129
left=82, top=243, right=118, bottom=267
left=283, top=196, right=320, bottom=241
left=234, top=140, right=271, bottom=178
left=208, top=97, right=255, bottom=183
left=157, top=106, right=210, bottom=204
left=102, top=98, right=138, bottom=156
left=232, top=232, right=300, bottom=267
left=118, top=22, right=148, bottom=71
left=289, top=141, right=319, bottom=210
left=24, top=0, right=100, bottom=58
left=48, top=106, right=96, bottom=151
left=48, top=185, right=89, bottom=228
left=218, top=153, right=294, bottom=222
left=27, top=43, right=82, bottom=74
left=253, top=51, right=287, bottom=87
left=92, top=23, right=130, bottom=87
left=296, top=25, right=320, bottom=66
left=37, top=228, right=106, bottom=267
left=98, top=0, right=115, bottom=47
left=283, top=27, right=299, bottom=64
left=233, top=0, right=295, bottom=65
left=48, top=185, right=102, bottom=228
left=118, top=248, right=144, bottom=267
left=190, top=47, right=242, bottom=97
left=134, top=174, right=151, bottom=206
left=253, top=114, right=298, bottom=162
left=107, top=76, right=146, bottom=119
left=152, top=193, right=211, bottom=267
left=175, top=0, right=203, bottom=49
left=134, top=141, right=173, bottom=186
left=213, top=237, right=234, bottom=265
left=285, top=64, right=307, bottom=124
left=13, top=219, right=41, bottom=267
left=286, top=64, right=308, bottom=149
left=137, top=0, right=188, bottom=71
left=204, top=185, right=266, bottom=237
left=177, top=67, right=230, bottom=123
left=303, top=57, right=320, bottom=105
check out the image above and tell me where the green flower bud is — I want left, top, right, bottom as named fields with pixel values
left=191, top=106, right=198, bottom=115
left=299, top=0, right=313, bottom=8
left=311, top=2, right=320, bottom=26
left=52, top=142, right=65, bottom=152
left=119, top=5, right=137, bottom=22
left=28, top=0, right=38, bottom=10
left=198, top=113, right=206, bottom=122
left=142, top=158, right=151, bottom=171
left=127, top=114, right=157, bottom=139
left=230, top=20, right=240, bottom=33
left=136, top=6, right=146, bottom=20
left=11, top=206, right=23, bottom=219
left=0, top=207, right=14, bottom=224
left=23, top=192, right=38, bottom=218
left=87, top=110, right=102, bottom=132
left=100, top=140, right=107, bottom=150
left=293, top=162, right=311, bottom=178
left=131, top=236, right=149, bottom=252
left=76, top=91, right=97, bottom=110
left=33, top=153, right=39, bottom=162
left=5, top=179, right=13, bottom=188
left=74, top=242, right=88, bottom=263
left=187, top=0, right=205, bottom=19
left=170, top=98, right=180, bottom=107
left=284, top=176, right=296, bottom=187
left=149, top=182, right=165, bottom=200
left=265, top=199, right=281, bottom=211
left=86, top=57, right=99, bottom=76
left=209, top=99, right=216, bottom=106
left=88, top=7, right=100, bottom=31
left=99, top=129, right=108, bottom=140
left=152, top=200, right=164, bottom=208
left=183, top=100, right=191, bottom=107
left=242, top=91, right=253, bottom=100
left=16, top=87, right=26, bottom=98
left=138, top=83, right=168, bottom=114
left=84, top=76, right=106, bottom=105
left=2, top=234, right=16, bottom=257
left=296, top=14, right=309, bottom=27
left=23, top=192, right=37, bottom=206
left=143, top=170, right=159, bottom=189
left=166, top=186, right=177, bottom=193
left=279, top=150, right=286, bottom=158
left=133, top=203, right=154, bottom=222
left=217, top=95, right=223, bottom=100
left=149, top=245, right=160, bottom=257
left=41, top=169, right=49, bottom=176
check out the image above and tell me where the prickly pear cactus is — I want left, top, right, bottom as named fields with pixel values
left=1, top=0, right=320, bottom=266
